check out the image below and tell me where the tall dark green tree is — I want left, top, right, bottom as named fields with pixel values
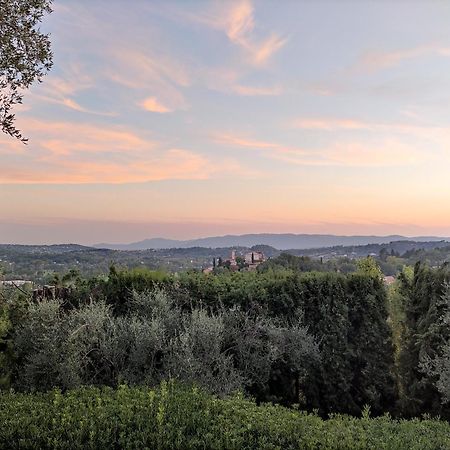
left=421, top=283, right=450, bottom=405
left=292, top=273, right=354, bottom=414
left=347, top=273, right=396, bottom=414
left=398, top=262, right=450, bottom=417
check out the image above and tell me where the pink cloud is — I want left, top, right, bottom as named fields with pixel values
left=176, top=0, right=287, bottom=66
left=201, top=66, right=282, bottom=96
left=213, top=132, right=287, bottom=151
left=222, top=0, right=287, bottom=65
left=352, top=43, right=450, bottom=73
left=49, top=4, right=191, bottom=114
left=213, top=131, right=429, bottom=167
left=292, top=118, right=369, bottom=131
left=107, top=49, right=189, bottom=112
left=140, top=97, right=173, bottom=113
left=231, top=84, right=282, bottom=96
left=251, top=33, right=287, bottom=65
left=0, top=120, right=216, bottom=184
left=29, top=66, right=116, bottom=116
left=225, top=0, right=255, bottom=43
left=290, top=117, right=450, bottom=146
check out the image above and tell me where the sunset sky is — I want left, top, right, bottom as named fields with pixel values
left=2, top=0, right=450, bottom=244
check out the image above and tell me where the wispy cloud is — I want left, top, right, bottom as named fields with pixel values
left=49, top=0, right=285, bottom=115
left=213, top=133, right=295, bottom=152
left=213, top=131, right=428, bottom=167
left=50, top=3, right=191, bottom=113
left=223, top=0, right=287, bottom=65
left=292, top=118, right=370, bottom=131
left=173, top=0, right=287, bottom=66
left=352, top=44, right=450, bottom=73
left=223, top=0, right=288, bottom=65
left=201, top=66, right=282, bottom=97
left=250, top=33, right=287, bottom=66
left=290, top=117, right=450, bottom=145
left=106, top=48, right=189, bottom=112
left=230, top=84, right=282, bottom=96
left=0, top=120, right=215, bottom=184
left=29, top=66, right=116, bottom=116
left=140, top=97, right=173, bottom=113
left=307, top=44, right=450, bottom=98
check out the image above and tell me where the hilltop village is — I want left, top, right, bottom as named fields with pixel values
left=203, top=249, right=266, bottom=273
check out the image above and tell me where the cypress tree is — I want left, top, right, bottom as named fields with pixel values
left=399, top=262, right=450, bottom=417
left=347, top=273, right=396, bottom=415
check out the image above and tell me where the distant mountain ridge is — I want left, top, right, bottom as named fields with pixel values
left=94, top=234, right=449, bottom=251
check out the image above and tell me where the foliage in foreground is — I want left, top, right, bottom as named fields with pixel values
left=1, top=0, right=53, bottom=141
left=0, top=381, right=448, bottom=450
left=2, top=260, right=450, bottom=418
left=9, top=290, right=318, bottom=403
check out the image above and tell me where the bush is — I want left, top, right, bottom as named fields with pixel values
left=0, top=382, right=448, bottom=450
left=10, top=291, right=319, bottom=400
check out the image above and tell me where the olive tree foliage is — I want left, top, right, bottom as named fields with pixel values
left=0, top=0, right=53, bottom=142
left=13, top=299, right=67, bottom=390
left=269, top=321, right=319, bottom=377
left=167, top=309, right=244, bottom=396
left=13, top=290, right=178, bottom=390
left=12, top=289, right=320, bottom=396
left=222, top=307, right=276, bottom=391
left=167, top=306, right=319, bottom=397
left=122, top=289, right=180, bottom=385
left=222, top=307, right=319, bottom=397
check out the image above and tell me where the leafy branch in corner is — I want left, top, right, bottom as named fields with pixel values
left=0, top=0, right=53, bottom=142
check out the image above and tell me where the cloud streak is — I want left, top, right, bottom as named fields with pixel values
left=0, top=120, right=215, bottom=184
left=106, top=49, right=189, bottom=112
left=201, top=66, right=283, bottom=97
left=352, top=44, right=450, bottom=73
left=224, top=0, right=287, bottom=65
left=291, top=117, right=450, bottom=146
left=230, top=84, right=282, bottom=96
left=213, top=131, right=428, bottom=167
left=174, top=0, right=287, bottom=66
left=29, top=64, right=116, bottom=116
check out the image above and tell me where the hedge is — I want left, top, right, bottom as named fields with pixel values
left=0, top=381, right=449, bottom=449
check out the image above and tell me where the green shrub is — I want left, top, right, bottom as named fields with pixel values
left=10, top=291, right=319, bottom=400
left=0, top=382, right=448, bottom=450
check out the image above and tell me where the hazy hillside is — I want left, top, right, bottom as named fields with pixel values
left=288, top=239, right=450, bottom=257
left=95, top=233, right=448, bottom=251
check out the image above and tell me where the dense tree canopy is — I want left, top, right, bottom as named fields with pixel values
left=398, top=263, right=450, bottom=417
left=2, top=258, right=450, bottom=419
left=0, top=0, right=52, bottom=141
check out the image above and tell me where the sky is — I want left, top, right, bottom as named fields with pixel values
left=2, top=0, right=450, bottom=244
